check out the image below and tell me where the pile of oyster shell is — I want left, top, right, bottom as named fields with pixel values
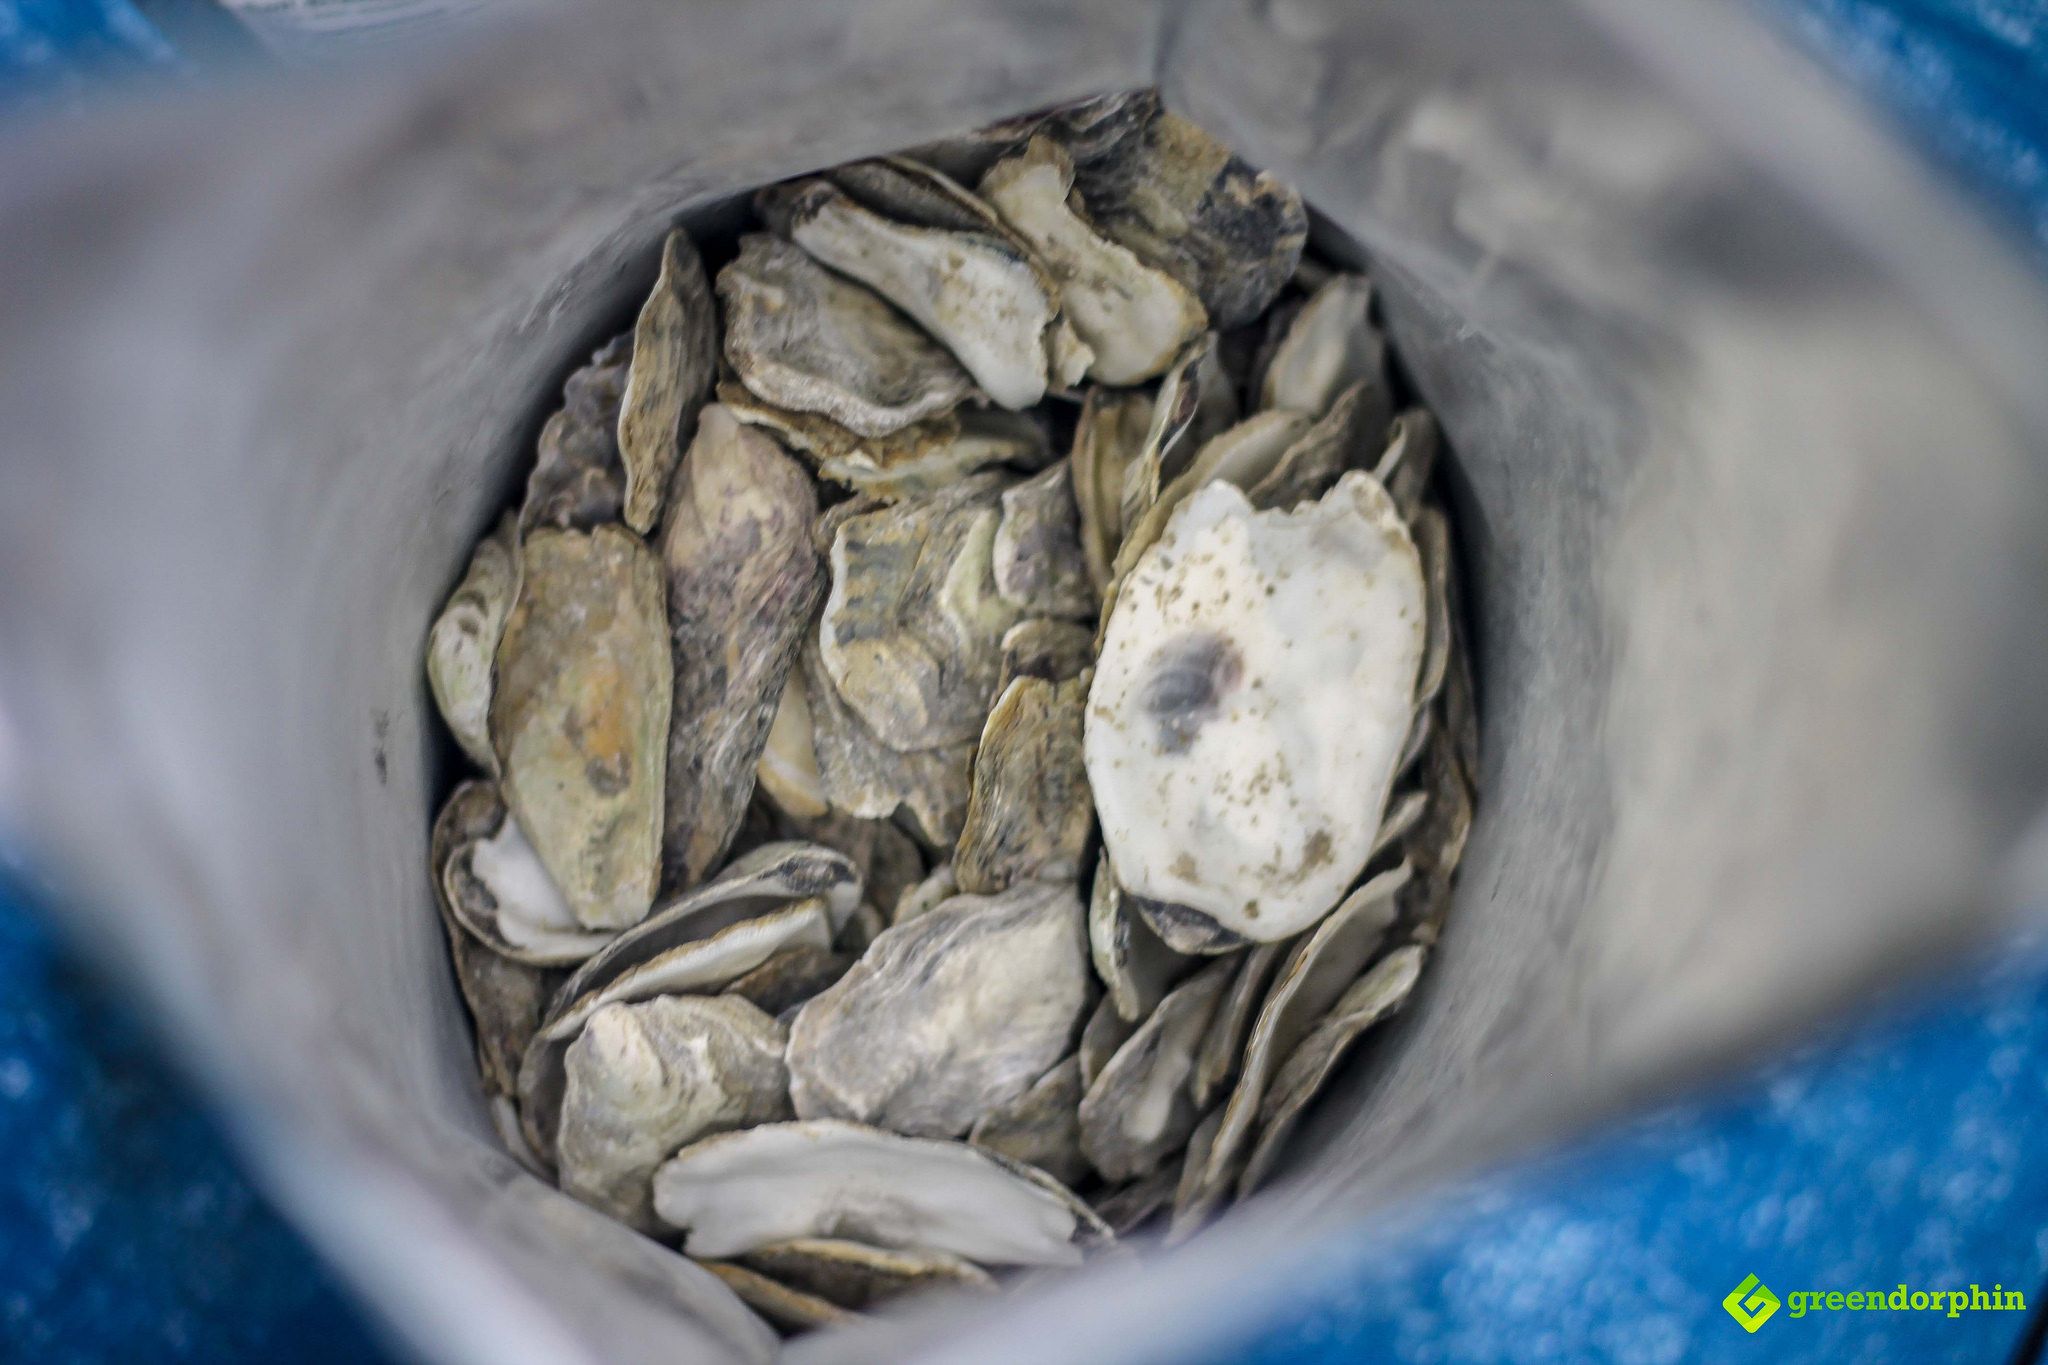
left=426, top=90, right=1475, bottom=1334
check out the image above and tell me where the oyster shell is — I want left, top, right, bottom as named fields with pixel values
left=1085, top=473, right=1425, bottom=944
left=557, top=994, right=791, bottom=1229
left=618, top=229, right=717, bottom=534
left=1091, top=1166, right=1178, bottom=1238
left=1167, top=1105, right=1227, bottom=1238
left=819, top=473, right=1024, bottom=751
left=1117, top=335, right=1239, bottom=536
left=786, top=880, right=1091, bottom=1137
left=430, top=782, right=565, bottom=1100
left=768, top=179, right=1057, bottom=409
left=1378, top=408, right=1440, bottom=521
left=522, top=334, right=631, bottom=534
left=1191, top=863, right=1409, bottom=1205
left=1101, top=407, right=1313, bottom=622
left=427, top=513, right=517, bottom=771
left=702, top=1262, right=856, bottom=1333
left=890, top=861, right=957, bottom=926
left=718, top=379, right=1050, bottom=501
left=519, top=898, right=836, bottom=1163
left=1373, top=788, right=1430, bottom=859
left=739, top=1238, right=995, bottom=1311
left=1411, top=505, right=1452, bottom=711
left=997, top=618, right=1096, bottom=692
left=1077, top=959, right=1232, bottom=1182
left=1063, top=103, right=1306, bottom=328
left=651, top=1119, right=1112, bottom=1265
left=1237, top=943, right=1425, bottom=1197
left=825, top=157, right=1008, bottom=235
left=718, top=234, right=973, bottom=438
left=1255, top=273, right=1386, bottom=419
left=553, top=841, right=861, bottom=1010
left=723, top=944, right=854, bottom=1016
left=1087, top=850, right=1191, bottom=1023
left=981, top=137, right=1206, bottom=385
left=1071, top=387, right=1153, bottom=591
left=953, top=675, right=1093, bottom=896
left=1244, top=381, right=1380, bottom=513
left=491, top=524, right=671, bottom=931
left=800, top=635, right=974, bottom=846
left=440, top=784, right=614, bottom=965
left=967, top=1055, right=1088, bottom=1189
left=755, top=673, right=829, bottom=822
left=1189, top=941, right=1284, bottom=1109
left=660, top=406, right=825, bottom=888
left=991, top=461, right=1093, bottom=621
left=1077, top=994, right=1136, bottom=1092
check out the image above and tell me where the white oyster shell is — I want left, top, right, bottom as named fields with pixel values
left=558, top=994, right=791, bottom=1229
left=651, top=1119, right=1110, bottom=1265
left=1085, top=472, right=1424, bottom=941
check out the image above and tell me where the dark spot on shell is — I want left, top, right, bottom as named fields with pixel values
left=1140, top=630, right=1244, bottom=754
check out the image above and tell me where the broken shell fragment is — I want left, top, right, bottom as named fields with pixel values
left=491, top=524, right=671, bottom=931
left=771, top=180, right=1057, bottom=409
left=1166, top=1105, right=1228, bottom=1239
left=1085, top=473, right=1425, bottom=942
left=719, top=234, right=974, bottom=438
left=981, top=136, right=1207, bottom=385
left=824, top=157, right=1009, bottom=235
left=739, top=1238, right=996, bottom=1311
left=660, top=406, right=826, bottom=888
left=787, top=880, right=1091, bottom=1137
left=1065, top=105, right=1307, bottom=328
left=1190, top=941, right=1285, bottom=1109
left=1078, top=959, right=1232, bottom=1182
left=652, top=1119, right=1112, bottom=1265
left=991, top=461, right=1094, bottom=621
left=1410, top=505, right=1453, bottom=710
left=953, top=675, right=1094, bottom=896
left=755, top=673, right=830, bottom=822
left=1078, top=994, right=1137, bottom=1092
left=1118, top=334, right=1239, bottom=537
left=704, top=1261, right=857, bottom=1333
left=997, top=617, right=1096, bottom=692
left=1256, top=273, right=1386, bottom=419
left=441, top=785, right=615, bottom=965
left=558, top=994, right=792, bottom=1229
left=1091, top=1166, right=1179, bottom=1238
left=1377, top=408, right=1441, bottom=521
left=1245, top=381, right=1380, bottom=513
left=968, top=1056, right=1088, bottom=1189
left=819, top=473, right=1023, bottom=750
left=427, top=514, right=517, bottom=772
left=618, top=229, right=717, bottom=534
left=1071, top=387, right=1154, bottom=591
left=522, top=334, right=631, bottom=534
left=1237, top=944, right=1425, bottom=1197
left=1193, top=863, right=1410, bottom=1204
left=430, top=782, right=566, bottom=1099
left=1088, top=851, right=1192, bottom=1023
left=722, top=944, right=854, bottom=1017
left=718, top=380, right=1050, bottom=501
left=890, top=861, right=957, bottom=926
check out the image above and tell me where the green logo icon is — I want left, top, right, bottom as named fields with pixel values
left=1724, top=1274, right=1781, bottom=1332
